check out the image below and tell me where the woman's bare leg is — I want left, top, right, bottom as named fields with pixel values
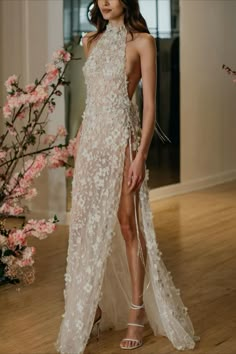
left=117, top=142, right=147, bottom=348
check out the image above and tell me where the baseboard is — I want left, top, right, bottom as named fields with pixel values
left=149, top=169, right=236, bottom=202
left=28, top=169, right=236, bottom=226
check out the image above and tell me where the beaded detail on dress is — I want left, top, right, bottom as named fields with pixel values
left=54, top=22, right=200, bottom=354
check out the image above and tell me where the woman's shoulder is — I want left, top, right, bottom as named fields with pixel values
left=81, top=31, right=97, bottom=46
left=129, top=32, right=156, bottom=52
left=132, top=32, right=155, bottom=44
left=82, top=31, right=101, bottom=56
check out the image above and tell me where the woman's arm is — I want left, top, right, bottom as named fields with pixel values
left=73, top=35, right=88, bottom=158
left=73, top=32, right=97, bottom=159
left=137, top=34, right=157, bottom=161
left=82, top=31, right=97, bottom=58
left=128, top=34, right=157, bottom=192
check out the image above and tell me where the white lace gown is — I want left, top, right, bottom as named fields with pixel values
left=54, top=23, right=200, bottom=354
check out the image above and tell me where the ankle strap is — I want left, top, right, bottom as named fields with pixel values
left=127, top=322, right=144, bottom=327
left=130, top=303, right=144, bottom=310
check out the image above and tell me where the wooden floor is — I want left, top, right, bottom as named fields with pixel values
left=1, top=180, right=236, bottom=354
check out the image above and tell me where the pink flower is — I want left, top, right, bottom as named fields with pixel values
left=23, top=154, right=47, bottom=182
left=8, top=229, right=27, bottom=249
left=4, top=89, right=46, bottom=112
left=45, top=62, right=57, bottom=72
left=15, top=247, right=36, bottom=267
left=7, top=94, right=22, bottom=110
left=3, top=103, right=12, bottom=118
left=44, top=134, right=57, bottom=145
left=16, top=257, right=34, bottom=267
left=65, top=167, right=74, bottom=178
left=29, top=85, right=48, bottom=104
left=64, top=52, right=71, bottom=62
left=52, top=48, right=71, bottom=63
left=10, top=186, right=25, bottom=198
left=48, top=146, right=69, bottom=168
left=5, top=74, right=18, bottom=92
left=25, top=83, right=35, bottom=93
left=32, top=154, right=47, bottom=172
left=42, top=65, right=59, bottom=86
left=3, top=93, right=30, bottom=119
left=5, top=172, right=37, bottom=202
left=7, top=85, right=48, bottom=108
left=57, top=125, right=67, bottom=137
left=0, top=202, right=24, bottom=216
left=25, top=188, right=37, bottom=200
left=23, top=218, right=57, bottom=239
left=17, top=108, right=27, bottom=120
left=67, top=138, right=77, bottom=157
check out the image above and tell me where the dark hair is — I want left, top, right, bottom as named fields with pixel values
left=87, top=0, right=150, bottom=48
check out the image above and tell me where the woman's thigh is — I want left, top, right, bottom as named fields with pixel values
left=117, top=141, right=140, bottom=231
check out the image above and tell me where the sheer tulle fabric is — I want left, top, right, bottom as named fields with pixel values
left=54, top=23, right=200, bottom=354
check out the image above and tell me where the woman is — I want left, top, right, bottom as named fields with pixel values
left=55, top=0, right=200, bottom=353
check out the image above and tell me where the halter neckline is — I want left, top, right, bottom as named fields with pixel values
left=106, top=22, right=127, bottom=33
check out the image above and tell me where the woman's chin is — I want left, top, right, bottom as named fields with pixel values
left=102, top=14, right=112, bottom=20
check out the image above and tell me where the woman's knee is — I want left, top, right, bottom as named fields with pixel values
left=118, top=216, right=136, bottom=243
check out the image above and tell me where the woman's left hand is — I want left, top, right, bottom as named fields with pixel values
left=127, top=153, right=146, bottom=192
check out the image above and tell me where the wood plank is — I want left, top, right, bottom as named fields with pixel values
left=0, top=180, right=236, bottom=353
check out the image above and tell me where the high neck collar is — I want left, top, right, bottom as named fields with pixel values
left=106, top=22, right=126, bottom=34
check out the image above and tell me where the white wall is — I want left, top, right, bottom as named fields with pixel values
left=0, top=0, right=66, bottom=222
left=180, top=1, right=236, bottom=182
left=151, top=0, right=236, bottom=201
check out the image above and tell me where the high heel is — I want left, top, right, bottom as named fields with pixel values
left=93, top=316, right=101, bottom=341
left=120, top=303, right=145, bottom=350
left=90, top=306, right=102, bottom=341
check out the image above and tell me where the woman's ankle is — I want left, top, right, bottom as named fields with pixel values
left=131, top=299, right=144, bottom=306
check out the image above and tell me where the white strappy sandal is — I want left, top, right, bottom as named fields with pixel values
left=120, top=303, right=145, bottom=350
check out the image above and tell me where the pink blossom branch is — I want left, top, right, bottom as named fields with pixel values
left=222, top=64, right=236, bottom=78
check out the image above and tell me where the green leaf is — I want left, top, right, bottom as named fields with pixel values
left=53, top=214, right=59, bottom=223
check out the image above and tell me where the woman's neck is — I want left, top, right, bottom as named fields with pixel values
left=108, top=16, right=124, bottom=28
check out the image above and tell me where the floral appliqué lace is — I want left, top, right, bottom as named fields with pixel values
left=54, top=22, right=200, bottom=354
